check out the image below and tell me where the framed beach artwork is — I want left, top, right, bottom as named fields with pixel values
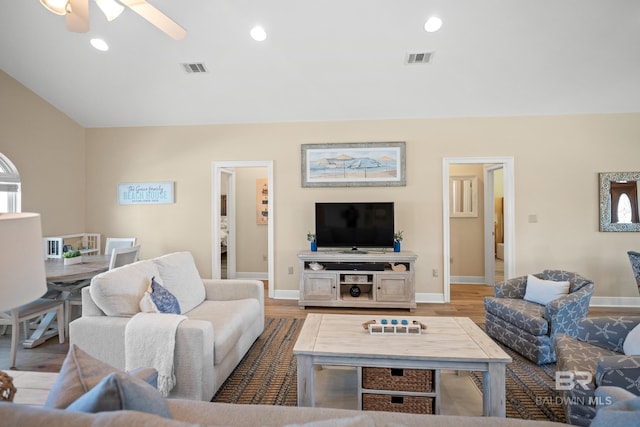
left=301, top=142, right=406, bottom=187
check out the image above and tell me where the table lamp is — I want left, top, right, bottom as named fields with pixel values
left=0, top=213, right=48, bottom=401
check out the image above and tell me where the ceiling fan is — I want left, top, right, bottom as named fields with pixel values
left=40, top=0, right=187, bottom=40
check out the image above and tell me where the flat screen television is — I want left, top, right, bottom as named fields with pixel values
left=315, top=202, right=394, bottom=251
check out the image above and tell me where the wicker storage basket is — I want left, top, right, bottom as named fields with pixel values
left=362, top=367, right=433, bottom=392
left=362, top=393, right=434, bottom=414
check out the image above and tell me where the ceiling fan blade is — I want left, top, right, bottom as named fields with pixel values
left=66, top=0, right=90, bottom=33
left=119, top=0, right=187, bottom=40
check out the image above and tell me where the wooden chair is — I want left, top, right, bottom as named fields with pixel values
left=0, top=299, right=64, bottom=368
left=108, top=245, right=140, bottom=270
left=104, top=237, right=136, bottom=256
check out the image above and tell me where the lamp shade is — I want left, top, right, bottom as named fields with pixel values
left=0, top=213, right=47, bottom=312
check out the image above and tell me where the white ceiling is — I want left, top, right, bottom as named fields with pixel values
left=1, top=0, right=639, bottom=128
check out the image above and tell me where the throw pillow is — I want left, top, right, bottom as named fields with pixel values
left=153, top=252, right=206, bottom=313
left=523, top=274, right=570, bottom=305
left=623, top=323, right=640, bottom=355
left=90, top=259, right=160, bottom=316
left=66, top=372, right=172, bottom=418
left=44, top=344, right=158, bottom=410
left=148, top=276, right=181, bottom=314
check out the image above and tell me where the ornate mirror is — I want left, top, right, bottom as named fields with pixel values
left=599, top=172, right=640, bottom=232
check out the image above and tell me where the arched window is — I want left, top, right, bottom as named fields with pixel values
left=0, top=153, right=21, bottom=213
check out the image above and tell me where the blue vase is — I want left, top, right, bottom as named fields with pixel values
left=310, top=241, right=317, bottom=252
left=394, top=241, right=401, bottom=252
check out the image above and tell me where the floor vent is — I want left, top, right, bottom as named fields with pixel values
left=406, top=52, right=433, bottom=64
left=181, top=63, right=208, bottom=73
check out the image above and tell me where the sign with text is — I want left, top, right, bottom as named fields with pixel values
left=118, top=182, right=174, bottom=205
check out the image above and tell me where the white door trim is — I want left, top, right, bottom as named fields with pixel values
left=442, top=157, right=515, bottom=303
left=211, top=161, right=274, bottom=298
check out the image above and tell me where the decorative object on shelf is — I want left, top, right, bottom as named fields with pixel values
left=308, top=262, right=324, bottom=271
left=390, top=262, right=407, bottom=272
left=0, top=213, right=50, bottom=400
left=349, top=285, right=361, bottom=297
left=393, top=230, right=403, bottom=252
left=306, top=231, right=317, bottom=251
left=63, top=250, right=83, bottom=265
left=301, top=142, right=406, bottom=188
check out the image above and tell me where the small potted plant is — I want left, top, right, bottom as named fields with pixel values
left=307, top=231, right=317, bottom=252
left=63, top=249, right=83, bottom=265
left=393, top=230, right=403, bottom=252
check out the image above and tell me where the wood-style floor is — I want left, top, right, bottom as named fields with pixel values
left=1, top=284, right=636, bottom=373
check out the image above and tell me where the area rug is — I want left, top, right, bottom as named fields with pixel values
left=212, top=318, right=566, bottom=423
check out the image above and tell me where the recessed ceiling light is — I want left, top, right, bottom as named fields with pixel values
left=424, top=16, right=443, bottom=33
left=250, top=26, right=267, bottom=42
left=90, top=38, right=109, bottom=52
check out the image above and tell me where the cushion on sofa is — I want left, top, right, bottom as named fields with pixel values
left=523, top=274, right=570, bottom=305
left=153, top=252, right=206, bottom=314
left=66, top=371, right=172, bottom=418
left=187, top=298, right=261, bottom=364
left=90, top=259, right=160, bottom=316
left=44, top=344, right=157, bottom=410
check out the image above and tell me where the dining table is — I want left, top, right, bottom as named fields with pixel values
left=22, top=255, right=111, bottom=349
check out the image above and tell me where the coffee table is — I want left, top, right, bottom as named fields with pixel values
left=293, top=314, right=512, bottom=417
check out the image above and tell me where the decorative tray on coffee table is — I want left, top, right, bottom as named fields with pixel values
left=361, top=319, right=426, bottom=335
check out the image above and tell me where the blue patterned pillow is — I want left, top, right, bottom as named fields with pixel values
left=149, top=276, right=181, bottom=314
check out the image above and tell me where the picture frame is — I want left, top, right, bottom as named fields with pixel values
left=301, top=142, right=406, bottom=187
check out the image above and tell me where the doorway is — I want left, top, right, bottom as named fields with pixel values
left=442, top=157, right=515, bottom=303
left=212, top=161, right=274, bottom=298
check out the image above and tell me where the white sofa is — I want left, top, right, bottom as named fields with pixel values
left=69, top=251, right=264, bottom=401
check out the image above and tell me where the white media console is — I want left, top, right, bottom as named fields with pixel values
left=298, top=250, right=418, bottom=311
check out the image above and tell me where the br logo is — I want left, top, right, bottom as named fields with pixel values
left=555, top=371, right=592, bottom=390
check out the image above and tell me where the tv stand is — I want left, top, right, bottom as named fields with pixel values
left=298, top=250, right=417, bottom=311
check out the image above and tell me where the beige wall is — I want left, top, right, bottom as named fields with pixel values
left=3, top=70, right=640, bottom=301
left=235, top=167, right=268, bottom=274
left=0, top=70, right=85, bottom=234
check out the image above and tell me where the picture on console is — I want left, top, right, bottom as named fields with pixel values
left=301, top=142, right=406, bottom=187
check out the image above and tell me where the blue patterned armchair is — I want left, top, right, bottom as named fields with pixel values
left=484, top=270, right=594, bottom=365
left=555, top=316, right=640, bottom=426
left=628, top=250, right=640, bottom=294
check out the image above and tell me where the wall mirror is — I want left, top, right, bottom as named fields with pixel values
left=599, top=172, right=640, bottom=232
left=450, top=175, right=478, bottom=217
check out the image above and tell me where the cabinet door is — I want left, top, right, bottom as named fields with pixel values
left=375, top=274, right=410, bottom=302
left=303, top=273, right=338, bottom=301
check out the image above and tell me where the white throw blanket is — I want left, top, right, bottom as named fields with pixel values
left=125, top=312, right=187, bottom=397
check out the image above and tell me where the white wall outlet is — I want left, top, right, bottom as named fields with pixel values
left=288, top=266, right=294, bottom=275
left=432, top=269, right=439, bottom=278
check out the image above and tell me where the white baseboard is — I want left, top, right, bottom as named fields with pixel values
left=590, top=296, right=640, bottom=308
left=234, top=272, right=269, bottom=280
left=416, top=293, right=446, bottom=303
left=450, top=276, right=487, bottom=285
left=274, top=290, right=300, bottom=300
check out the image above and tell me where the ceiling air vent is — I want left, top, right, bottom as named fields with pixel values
left=181, top=63, right=208, bottom=73
left=406, top=52, right=433, bottom=65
